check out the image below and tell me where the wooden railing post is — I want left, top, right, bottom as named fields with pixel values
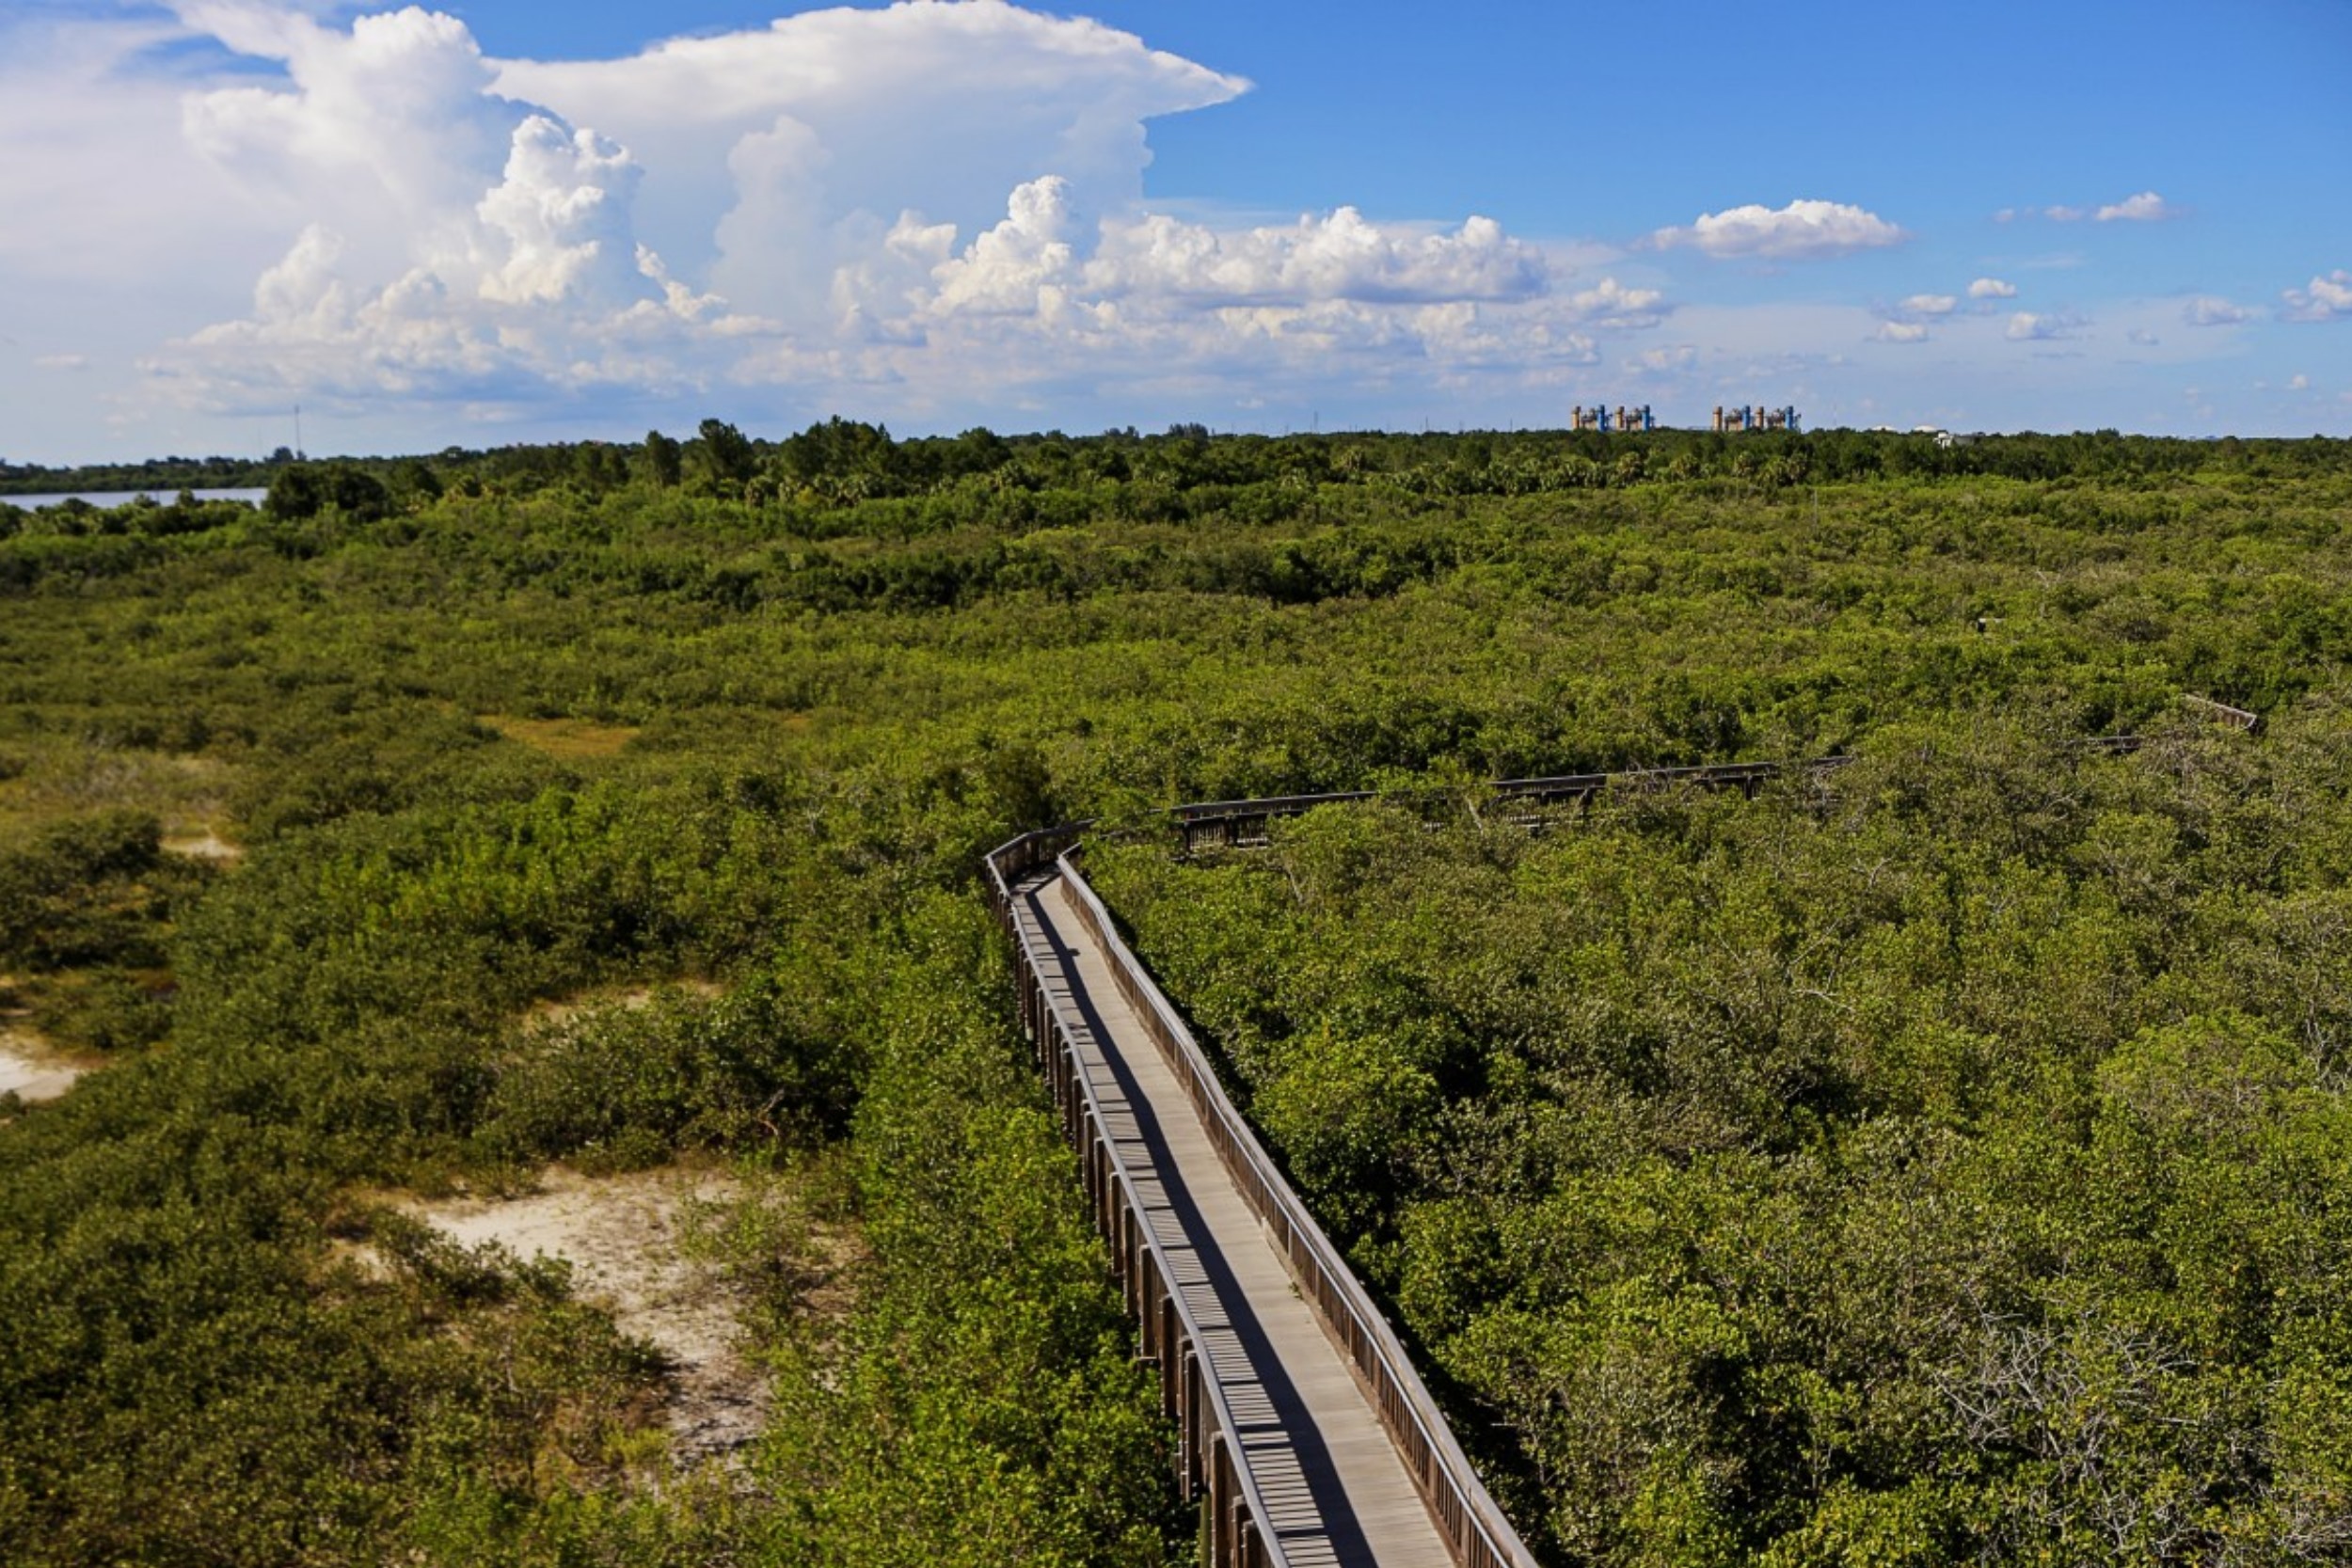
left=1159, top=1290, right=1179, bottom=1414
left=1182, top=1348, right=1203, bottom=1495
left=1208, top=1433, right=1232, bottom=1567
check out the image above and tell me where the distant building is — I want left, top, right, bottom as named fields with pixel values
left=1713, top=404, right=1801, bottom=433
left=1571, top=404, right=1655, bottom=433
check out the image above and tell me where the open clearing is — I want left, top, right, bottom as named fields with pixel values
left=482, top=715, right=643, bottom=761
left=0, top=1023, right=85, bottom=1103
left=0, top=745, right=234, bottom=843
left=404, top=1165, right=768, bottom=1465
left=161, top=826, right=242, bottom=863
left=525, top=976, right=723, bottom=1030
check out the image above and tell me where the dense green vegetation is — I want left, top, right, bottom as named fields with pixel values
left=1097, top=719, right=2352, bottom=1564
left=3, top=424, right=2349, bottom=1564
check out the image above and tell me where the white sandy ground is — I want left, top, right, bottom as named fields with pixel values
left=401, top=1166, right=769, bottom=1465
left=0, top=1024, right=86, bottom=1102
left=161, top=827, right=243, bottom=863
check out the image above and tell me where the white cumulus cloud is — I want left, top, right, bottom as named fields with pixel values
left=495, top=0, right=1247, bottom=321
left=1076, top=203, right=1548, bottom=308
left=2006, top=311, right=2081, bottom=341
left=1901, top=293, right=1958, bottom=316
left=2095, top=191, right=2177, bottom=222
left=474, top=117, right=654, bottom=307
left=925, top=176, right=1086, bottom=318
left=1969, top=277, right=2018, bottom=299
left=1874, top=321, right=1930, bottom=343
left=2183, top=296, right=2249, bottom=327
left=2281, top=270, right=2352, bottom=323
left=2033, top=191, right=2178, bottom=224
left=1652, top=198, right=1906, bottom=261
left=181, top=3, right=521, bottom=260
left=1558, top=277, right=1665, bottom=325
left=104, top=1, right=1606, bottom=420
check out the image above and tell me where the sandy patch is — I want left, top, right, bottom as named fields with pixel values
left=0, top=1024, right=86, bottom=1102
left=403, top=1166, right=766, bottom=1465
left=527, top=977, right=722, bottom=1029
left=162, top=826, right=243, bottom=863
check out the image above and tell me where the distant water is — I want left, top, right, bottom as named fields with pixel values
left=1, top=487, right=268, bottom=510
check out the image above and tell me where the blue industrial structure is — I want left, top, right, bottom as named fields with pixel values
left=1571, top=404, right=1656, bottom=433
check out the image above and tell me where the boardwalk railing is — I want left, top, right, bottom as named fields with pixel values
left=1055, top=855, right=1542, bottom=1568
left=984, top=827, right=1296, bottom=1568
left=1168, top=708, right=2256, bottom=849
left=1171, top=755, right=1854, bottom=850
left=2179, top=694, right=2261, bottom=733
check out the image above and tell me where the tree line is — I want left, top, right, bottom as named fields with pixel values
left=11, top=421, right=2347, bottom=505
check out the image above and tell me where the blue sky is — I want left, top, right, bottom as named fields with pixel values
left=3, top=0, right=2347, bottom=460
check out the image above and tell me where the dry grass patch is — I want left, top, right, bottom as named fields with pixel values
left=483, top=715, right=644, bottom=762
left=526, top=975, right=722, bottom=1030
left=0, top=742, right=237, bottom=847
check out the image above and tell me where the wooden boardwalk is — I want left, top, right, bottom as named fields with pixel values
left=982, top=722, right=2241, bottom=1566
left=1009, top=864, right=1459, bottom=1568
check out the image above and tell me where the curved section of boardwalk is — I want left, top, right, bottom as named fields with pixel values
left=986, top=727, right=2228, bottom=1567
left=1012, top=868, right=1454, bottom=1568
